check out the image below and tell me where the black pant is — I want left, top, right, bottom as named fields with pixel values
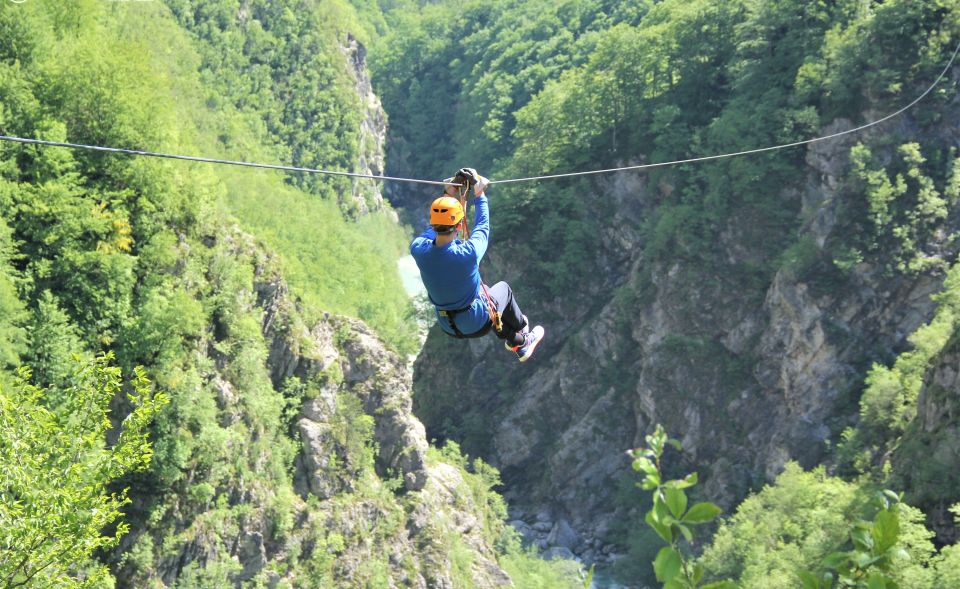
left=486, top=281, right=528, bottom=346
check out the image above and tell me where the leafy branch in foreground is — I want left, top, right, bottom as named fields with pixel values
left=629, top=424, right=736, bottom=589
left=0, top=354, right=168, bottom=589
left=799, top=491, right=908, bottom=589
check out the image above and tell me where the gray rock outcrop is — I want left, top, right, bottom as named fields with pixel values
left=342, top=34, right=390, bottom=216
left=257, top=273, right=428, bottom=494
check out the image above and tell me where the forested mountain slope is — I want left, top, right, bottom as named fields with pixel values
left=373, top=0, right=960, bottom=582
left=0, top=2, right=581, bottom=587
left=5, top=0, right=960, bottom=587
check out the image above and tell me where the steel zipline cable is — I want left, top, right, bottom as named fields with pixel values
left=0, top=40, right=957, bottom=187
left=0, top=135, right=453, bottom=187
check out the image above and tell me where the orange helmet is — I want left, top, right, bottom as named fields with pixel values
left=430, top=196, right=464, bottom=226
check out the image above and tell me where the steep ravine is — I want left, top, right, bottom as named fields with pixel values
left=408, top=102, right=960, bottom=566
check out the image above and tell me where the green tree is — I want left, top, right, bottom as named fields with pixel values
left=24, top=291, right=87, bottom=389
left=630, top=424, right=734, bottom=589
left=700, top=465, right=936, bottom=589
left=846, top=142, right=952, bottom=274
left=933, top=505, right=960, bottom=587
left=0, top=217, right=25, bottom=373
left=0, top=354, right=168, bottom=588
left=837, top=260, right=960, bottom=484
left=799, top=492, right=912, bottom=589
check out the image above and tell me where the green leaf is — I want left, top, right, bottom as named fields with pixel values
left=633, top=456, right=658, bottom=475
left=654, top=496, right=676, bottom=523
left=852, top=527, right=874, bottom=551
left=646, top=510, right=673, bottom=543
left=867, top=572, right=889, bottom=589
left=663, top=486, right=688, bottom=519
left=823, top=551, right=850, bottom=569
left=855, top=551, right=881, bottom=569
left=640, top=476, right=660, bottom=490
left=798, top=570, right=821, bottom=589
left=682, top=502, right=721, bottom=524
left=873, top=509, right=899, bottom=553
left=692, top=563, right=705, bottom=585
left=702, top=582, right=740, bottom=589
left=654, top=547, right=682, bottom=583
left=647, top=425, right=667, bottom=457
left=666, top=472, right=699, bottom=490
left=677, top=523, right=693, bottom=543
left=667, top=438, right=683, bottom=451
left=582, top=565, right=594, bottom=589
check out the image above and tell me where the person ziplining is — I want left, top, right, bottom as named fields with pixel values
left=410, top=168, right=545, bottom=361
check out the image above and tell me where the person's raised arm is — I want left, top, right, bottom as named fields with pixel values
left=467, top=175, right=490, bottom=261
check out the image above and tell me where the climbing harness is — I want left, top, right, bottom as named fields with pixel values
left=438, top=307, right=493, bottom=339
left=0, top=39, right=956, bottom=186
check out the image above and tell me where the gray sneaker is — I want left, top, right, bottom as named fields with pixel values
left=516, top=326, right=545, bottom=362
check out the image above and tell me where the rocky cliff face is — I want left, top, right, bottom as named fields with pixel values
left=412, top=104, right=960, bottom=563
left=258, top=274, right=429, bottom=495
left=113, top=226, right=511, bottom=588
left=898, top=338, right=960, bottom=544
left=256, top=247, right=507, bottom=587
left=342, top=34, right=391, bottom=217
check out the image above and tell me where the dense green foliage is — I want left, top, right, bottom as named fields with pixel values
left=167, top=0, right=372, bottom=209
left=833, top=256, right=960, bottom=523
left=430, top=442, right=585, bottom=589
left=166, top=0, right=419, bottom=352
left=4, top=0, right=960, bottom=586
left=0, top=0, right=416, bottom=354
left=698, top=464, right=960, bottom=589
left=371, top=0, right=651, bottom=178
left=799, top=491, right=912, bottom=589
left=0, top=356, right=167, bottom=589
left=844, top=143, right=956, bottom=274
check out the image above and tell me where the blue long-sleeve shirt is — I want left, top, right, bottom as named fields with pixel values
left=410, top=195, right=490, bottom=336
